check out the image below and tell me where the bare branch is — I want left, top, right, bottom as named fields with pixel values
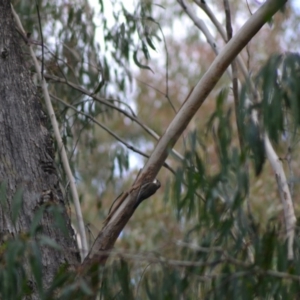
left=84, top=0, right=287, bottom=266
left=44, top=73, right=185, bottom=162
left=194, top=0, right=228, bottom=41
left=178, top=0, right=219, bottom=56
left=223, top=0, right=243, bottom=148
left=50, top=94, right=175, bottom=175
left=194, top=0, right=256, bottom=96
left=264, top=135, right=296, bottom=260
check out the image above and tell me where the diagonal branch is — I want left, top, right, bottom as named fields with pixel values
left=194, top=0, right=258, bottom=99
left=44, top=73, right=185, bottom=162
left=83, top=0, right=287, bottom=266
left=177, top=0, right=219, bottom=56
left=193, top=0, right=248, bottom=79
left=50, top=94, right=175, bottom=175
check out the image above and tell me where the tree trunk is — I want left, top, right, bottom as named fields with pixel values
left=0, top=0, right=80, bottom=298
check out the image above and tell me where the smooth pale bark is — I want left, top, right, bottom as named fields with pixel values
left=0, top=0, right=79, bottom=297
left=85, top=0, right=288, bottom=265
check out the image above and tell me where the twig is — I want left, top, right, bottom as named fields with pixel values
left=82, top=247, right=300, bottom=281
left=44, top=73, right=185, bottom=162
left=157, top=22, right=176, bottom=113
left=178, top=0, right=218, bottom=55
left=223, top=0, right=243, bottom=148
left=50, top=94, right=175, bottom=175
left=11, top=5, right=88, bottom=260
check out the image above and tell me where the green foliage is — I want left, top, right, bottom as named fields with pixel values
left=112, top=146, right=130, bottom=178
left=11, top=188, right=23, bottom=225
left=3, top=50, right=294, bottom=298
left=237, top=52, right=300, bottom=177
left=5, top=1, right=300, bottom=299
left=13, top=0, right=159, bottom=190
left=241, top=52, right=300, bottom=144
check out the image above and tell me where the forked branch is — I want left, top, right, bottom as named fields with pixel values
left=84, top=0, right=287, bottom=266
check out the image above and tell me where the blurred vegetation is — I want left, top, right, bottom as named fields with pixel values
left=2, top=0, right=300, bottom=298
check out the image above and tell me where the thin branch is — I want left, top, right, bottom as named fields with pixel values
left=177, top=0, right=236, bottom=77
left=50, top=94, right=176, bottom=175
left=44, top=73, right=185, bottom=162
left=223, top=1, right=252, bottom=262
left=84, top=0, right=287, bottom=266
left=264, top=135, right=296, bottom=260
left=108, top=98, right=137, bottom=117
left=223, top=0, right=232, bottom=39
left=82, top=248, right=250, bottom=269
left=223, top=0, right=243, bottom=148
left=178, top=0, right=218, bottom=55
left=194, top=0, right=228, bottom=41
left=82, top=247, right=300, bottom=282
left=194, top=0, right=257, bottom=99
left=11, top=5, right=88, bottom=260
left=52, top=91, right=204, bottom=202
left=157, top=22, right=176, bottom=113
left=175, top=240, right=223, bottom=253
left=34, top=0, right=44, bottom=79
left=136, top=263, right=152, bottom=298
left=136, top=77, right=167, bottom=97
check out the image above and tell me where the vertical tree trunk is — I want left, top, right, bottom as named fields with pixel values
left=0, top=0, right=80, bottom=297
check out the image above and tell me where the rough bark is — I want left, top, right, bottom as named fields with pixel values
left=0, top=0, right=80, bottom=297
